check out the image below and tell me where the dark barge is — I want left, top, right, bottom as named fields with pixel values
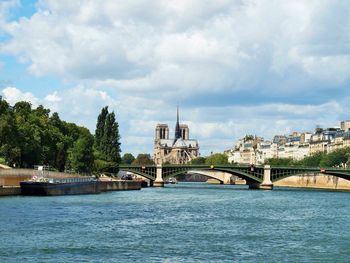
left=20, top=177, right=100, bottom=196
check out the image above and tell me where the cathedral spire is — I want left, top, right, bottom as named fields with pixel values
left=175, top=105, right=181, bottom=139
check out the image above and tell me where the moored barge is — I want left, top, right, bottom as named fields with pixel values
left=20, top=177, right=100, bottom=196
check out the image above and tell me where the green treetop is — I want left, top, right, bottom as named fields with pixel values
left=67, top=130, right=95, bottom=174
left=132, top=154, right=154, bottom=165
left=94, top=106, right=122, bottom=172
left=121, top=153, right=136, bottom=165
left=0, top=97, right=95, bottom=172
left=205, top=153, right=229, bottom=165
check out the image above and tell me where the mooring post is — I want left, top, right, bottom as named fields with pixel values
left=153, top=165, right=164, bottom=187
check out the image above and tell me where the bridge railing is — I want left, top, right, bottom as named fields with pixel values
left=270, top=166, right=350, bottom=171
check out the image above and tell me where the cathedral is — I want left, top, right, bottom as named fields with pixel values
left=153, top=108, right=200, bottom=164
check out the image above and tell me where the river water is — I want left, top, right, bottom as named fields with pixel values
left=1, top=183, right=350, bottom=262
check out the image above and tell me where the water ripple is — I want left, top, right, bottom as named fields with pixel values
left=1, top=183, right=350, bottom=262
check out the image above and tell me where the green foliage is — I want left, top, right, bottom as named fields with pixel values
left=268, top=148, right=350, bottom=168
left=94, top=159, right=112, bottom=172
left=0, top=98, right=95, bottom=172
left=319, top=147, right=350, bottom=167
left=95, top=107, right=121, bottom=164
left=190, top=156, right=206, bottom=164
left=132, top=154, right=154, bottom=165
left=121, top=153, right=135, bottom=165
left=205, top=153, right=228, bottom=165
left=67, top=132, right=95, bottom=173
left=95, top=106, right=108, bottom=148
left=266, top=158, right=294, bottom=166
left=0, top=101, right=20, bottom=166
left=298, top=152, right=325, bottom=167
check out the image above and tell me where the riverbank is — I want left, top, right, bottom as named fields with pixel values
left=274, top=173, right=350, bottom=191
left=214, top=174, right=350, bottom=191
left=0, top=171, right=141, bottom=196
left=1, top=180, right=141, bottom=197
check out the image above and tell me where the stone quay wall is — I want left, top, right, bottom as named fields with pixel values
left=0, top=186, right=21, bottom=196
left=0, top=169, right=83, bottom=186
left=274, top=173, right=350, bottom=190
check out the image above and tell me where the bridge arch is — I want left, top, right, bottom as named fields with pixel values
left=162, top=165, right=264, bottom=184
left=119, top=166, right=157, bottom=181
left=165, top=169, right=226, bottom=184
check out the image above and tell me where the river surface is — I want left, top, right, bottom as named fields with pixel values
left=1, top=183, right=350, bottom=262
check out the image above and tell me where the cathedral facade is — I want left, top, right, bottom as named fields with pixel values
left=153, top=108, right=199, bottom=164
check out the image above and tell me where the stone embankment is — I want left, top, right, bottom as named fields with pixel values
left=0, top=186, right=21, bottom=196
left=0, top=170, right=141, bottom=196
left=232, top=174, right=350, bottom=190
left=0, top=169, right=81, bottom=187
left=274, top=173, right=350, bottom=190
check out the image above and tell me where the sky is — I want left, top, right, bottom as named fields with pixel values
left=0, top=0, right=350, bottom=156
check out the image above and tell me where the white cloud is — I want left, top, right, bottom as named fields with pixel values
left=44, top=91, right=61, bottom=102
left=2, top=85, right=349, bottom=155
left=2, top=0, right=350, bottom=95
left=1, top=1, right=350, bottom=155
left=2, top=86, right=38, bottom=107
left=0, top=0, right=19, bottom=21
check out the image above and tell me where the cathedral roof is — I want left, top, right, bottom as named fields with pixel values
left=173, top=138, right=188, bottom=148
left=159, top=138, right=198, bottom=148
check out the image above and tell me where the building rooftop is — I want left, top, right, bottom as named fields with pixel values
left=159, top=138, right=198, bottom=148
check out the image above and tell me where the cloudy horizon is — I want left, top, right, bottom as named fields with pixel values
left=0, top=0, right=349, bottom=156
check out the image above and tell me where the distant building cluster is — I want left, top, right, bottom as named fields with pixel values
left=226, top=120, right=350, bottom=165
left=153, top=108, right=199, bottom=165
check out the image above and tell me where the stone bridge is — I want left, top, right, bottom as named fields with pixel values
left=119, top=164, right=350, bottom=190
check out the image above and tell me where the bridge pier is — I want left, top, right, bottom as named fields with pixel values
left=260, top=165, right=273, bottom=190
left=153, top=165, right=164, bottom=187
left=248, top=165, right=273, bottom=190
left=223, top=173, right=234, bottom=185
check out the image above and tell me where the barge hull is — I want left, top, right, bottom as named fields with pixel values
left=20, top=181, right=100, bottom=196
left=99, top=180, right=141, bottom=191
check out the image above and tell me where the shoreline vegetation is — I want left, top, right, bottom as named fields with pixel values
left=265, top=148, right=350, bottom=168
left=0, top=98, right=121, bottom=175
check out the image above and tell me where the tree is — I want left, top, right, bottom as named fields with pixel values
left=95, top=106, right=108, bottom=151
left=94, top=107, right=121, bottom=163
left=266, top=158, right=294, bottom=166
left=205, top=153, right=228, bottom=165
left=132, top=154, right=154, bottom=165
left=68, top=132, right=95, bottom=174
left=0, top=98, right=95, bottom=171
left=122, top=153, right=135, bottom=165
left=0, top=101, right=20, bottom=166
left=320, top=147, right=350, bottom=167
left=103, top=112, right=121, bottom=162
left=191, top=156, right=206, bottom=164
left=300, top=152, right=325, bottom=167
left=13, top=101, right=32, bottom=117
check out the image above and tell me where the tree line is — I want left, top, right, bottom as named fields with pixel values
left=1, top=97, right=218, bottom=172
left=120, top=153, right=230, bottom=166
left=266, top=147, right=350, bottom=167
left=0, top=99, right=122, bottom=174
